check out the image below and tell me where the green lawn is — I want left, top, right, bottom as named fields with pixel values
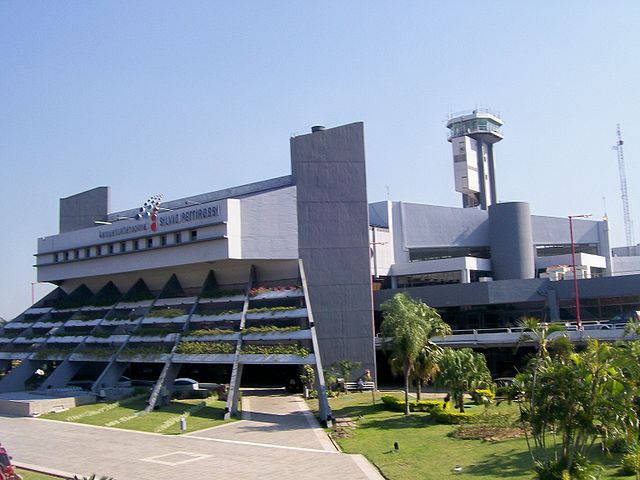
left=41, top=395, right=233, bottom=434
left=16, top=468, right=62, bottom=480
left=308, top=392, right=633, bottom=480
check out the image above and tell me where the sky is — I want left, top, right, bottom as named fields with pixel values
left=1, top=1, right=639, bottom=319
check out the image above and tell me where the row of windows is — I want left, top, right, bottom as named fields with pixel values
left=52, top=230, right=198, bottom=263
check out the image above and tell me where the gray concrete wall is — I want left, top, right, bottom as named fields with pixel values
left=60, top=187, right=110, bottom=233
left=240, top=186, right=299, bottom=259
left=489, top=202, right=535, bottom=280
left=291, top=123, right=376, bottom=377
left=374, top=274, right=640, bottom=310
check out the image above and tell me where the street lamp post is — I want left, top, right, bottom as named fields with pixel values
left=568, top=214, right=592, bottom=330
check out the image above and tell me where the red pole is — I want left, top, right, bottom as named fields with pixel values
left=569, top=217, right=582, bottom=330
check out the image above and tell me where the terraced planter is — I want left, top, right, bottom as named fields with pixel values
left=154, top=297, right=197, bottom=307
left=34, top=352, right=70, bottom=361
left=239, top=353, right=315, bottom=364
left=245, top=308, right=307, bottom=320
left=141, top=315, right=189, bottom=325
left=241, top=330, right=311, bottom=341
left=4, top=322, right=32, bottom=330
left=115, top=300, right=153, bottom=309
left=33, top=321, right=63, bottom=328
left=101, top=318, right=140, bottom=326
left=14, top=337, right=47, bottom=343
left=128, top=334, right=178, bottom=343
left=181, top=333, right=240, bottom=342
left=69, top=352, right=114, bottom=361
left=0, top=352, right=31, bottom=360
left=189, top=313, right=242, bottom=323
left=199, top=294, right=245, bottom=304
left=118, top=353, right=171, bottom=363
left=172, top=353, right=236, bottom=364
left=24, top=307, right=53, bottom=315
left=250, top=289, right=303, bottom=300
left=0, top=337, right=16, bottom=343
left=65, top=319, right=102, bottom=327
left=85, top=334, right=130, bottom=343
left=47, top=335, right=87, bottom=343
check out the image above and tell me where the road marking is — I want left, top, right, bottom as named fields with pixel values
left=186, top=434, right=339, bottom=454
left=141, top=451, right=211, bottom=466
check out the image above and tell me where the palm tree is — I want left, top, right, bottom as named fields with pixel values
left=380, top=292, right=452, bottom=414
left=517, top=317, right=570, bottom=358
left=436, top=347, right=492, bottom=412
left=413, top=343, right=442, bottom=400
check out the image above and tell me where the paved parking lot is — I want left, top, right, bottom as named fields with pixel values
left=1, top=389, right=382, bottom=480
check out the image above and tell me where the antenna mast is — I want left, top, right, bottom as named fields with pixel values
left=614, top=124, right=635, bottom=247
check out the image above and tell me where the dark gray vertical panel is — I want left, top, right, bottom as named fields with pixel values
left=291, top=122, right=376, bottom=377
left=489, top=202, right=535, bottom=280
left=59, top=187, right=110, bottom=233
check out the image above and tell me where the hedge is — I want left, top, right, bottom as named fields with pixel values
left=431, top=407, right=476, bottom=424
left=380, top=395, right=446, bottom=412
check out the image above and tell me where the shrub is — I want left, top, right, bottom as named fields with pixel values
left=472, top=388, right=495, bottom=405
left=431, top=407, right=475, bottom=424
left=621, top=442, right=640, bottom=476
left=380, top=395, right=446, bottom=413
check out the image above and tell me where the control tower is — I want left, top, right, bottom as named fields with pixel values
left=446, top=109, right=504, bottom=210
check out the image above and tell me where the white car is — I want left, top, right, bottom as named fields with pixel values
left=173, top=378, right=199, bottom=391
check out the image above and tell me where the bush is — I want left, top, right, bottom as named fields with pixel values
left=472, top=388, right=495, bottom=404
left=621, top=442, right=640, bottom=476
left=431, top=407, right=475, bottom=424
left=380, top=395, right=446, bottom=413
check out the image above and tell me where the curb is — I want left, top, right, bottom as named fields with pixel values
left=15, top=462, right=79, bottom=479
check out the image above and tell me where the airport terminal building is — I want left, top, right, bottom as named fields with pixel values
left=2, top=118, right=640, bottom=408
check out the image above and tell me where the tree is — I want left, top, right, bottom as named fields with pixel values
left=413, top=344, right=442, bottom=401
left=380, top=292, right=452, bottom=414
left=332, top=359, right=361, bottom=383
left=436, top=347, right=492, bottom=413
left=299, top=364, right=316, bottom=398
left=517, top=317, right=573, bottom=359
left=518, top=340, right=639, bottom=479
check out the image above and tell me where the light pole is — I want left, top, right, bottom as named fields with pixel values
left=568, top=214, right=591, bottom=330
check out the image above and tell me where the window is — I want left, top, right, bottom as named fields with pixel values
left=190, top=230, right=197, bottom=241
left=54, top=253, right=59, bottom=263
left=84, top=248, right=90, bottom=258
left=147, top=238, right=153, bottom=249
left=74, top=250, right=79, bottom=260
left=175, top=232, right=182, bottom=244
left=161, top=235, right=167, bottom=246
left=64, top=252, right=69, bottom=261
left=96, top=246, right=102, bottom=256
left=120, top=242, right=126, bottom=253
left=134, top=240, right=139, bottom=251
left=108, top=244, right=114, bottom=254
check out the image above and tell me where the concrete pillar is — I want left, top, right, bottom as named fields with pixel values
left=92, top=361, right=129, bottom=392
left=489, top=202, right=535, bottom=280
left=461, top=269, right=471, bottom=284
left=39, top=361, right=82, bottom=390
left=0, top=359, right=42, bottom=393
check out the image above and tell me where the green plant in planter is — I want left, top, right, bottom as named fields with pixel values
left=241, top=344, right=309, bottom=356
left=119, top=345, right=170, bottom=357
left=242, top=325, right=300, bottom=334
left=246, top=306, right=299, bottom=314
left=175, top=341, right=235, bottom=354
left=188, top=328, right=236, bottom=337
left=146, top=308, right=186, bottom=318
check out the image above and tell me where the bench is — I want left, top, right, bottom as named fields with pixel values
left=344, top=381, right=375, bottom=392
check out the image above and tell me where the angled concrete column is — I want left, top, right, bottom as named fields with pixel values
left=39, top=360, right=82, bottom=390
left=145, top=362, right=181, bottom=411
left=225, top=362, right=243, bottom=418
left=92, top=361, right=129, bottom=392
left=0, top=359, right=42, bottom=393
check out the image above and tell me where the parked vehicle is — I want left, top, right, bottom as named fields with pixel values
left=0, top=443, right=22, bottom=480
left=173, top=378, right=199, bottom=391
